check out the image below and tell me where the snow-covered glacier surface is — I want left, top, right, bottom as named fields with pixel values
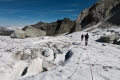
left=0, top=28, right=120, bottom=80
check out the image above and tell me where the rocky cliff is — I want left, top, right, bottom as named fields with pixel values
left=98, top=2, right=120, bottom=28
left=74, top=0, right=120, bottom=31
left=30, top=18, right=75, bottom=36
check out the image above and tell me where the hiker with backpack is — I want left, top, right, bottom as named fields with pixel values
left=85, top=33, right=89, bottom=46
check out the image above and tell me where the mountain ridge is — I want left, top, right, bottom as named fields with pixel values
left=29, top=18, right=76, bottom=36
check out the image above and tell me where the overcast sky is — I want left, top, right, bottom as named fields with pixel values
left=0, top=0, right=97, bottom=26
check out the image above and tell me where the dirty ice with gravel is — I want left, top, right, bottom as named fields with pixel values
left=0, top=27, right=120, bottom=80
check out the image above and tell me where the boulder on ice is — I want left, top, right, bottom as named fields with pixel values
left=10, top=29, right=26, bottom=39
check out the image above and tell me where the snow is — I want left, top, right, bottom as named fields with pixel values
left=83, top=22, right=102, bottom=32
left=24, top=57, right=43, bottom=77
left=0, top=27, right=120, bottom=80
left=0, top=61, right=27, bottom=80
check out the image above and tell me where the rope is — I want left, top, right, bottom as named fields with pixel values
left=67, top=46, right=85, bottom=80
left=86, top=46, right=94, bottom=80
left=67, top=45, right=94, bottom=80
left=21, top=40, right=94, bottom=80
left=49, top=74, right=54, bottom=80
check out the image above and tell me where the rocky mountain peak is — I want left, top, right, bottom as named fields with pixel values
left=74, top=0, right=120, bottom=31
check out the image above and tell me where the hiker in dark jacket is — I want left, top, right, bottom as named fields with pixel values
left=85, top=33, right=89, bottom=46
left=81, top=34, right=84, bottom=41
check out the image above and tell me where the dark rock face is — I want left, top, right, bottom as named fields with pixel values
left=30, top=18, right=75, bottom=36
left=74, top=0, right=120, bottom=31
left=98, top=2, right=120, bottom=28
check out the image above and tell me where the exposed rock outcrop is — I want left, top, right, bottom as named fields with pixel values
left=98, top=2, right=120, bottom=28
left=74, top=0, right=120, bottom=32
left=23, top=26, right=46, bottom=37
left=30, top=18, right=75, bottom=36
left=10, top=26, right=46, bottom=39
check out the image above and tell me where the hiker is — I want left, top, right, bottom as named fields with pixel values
left=85, top=33, right=89, bottom=46
left=81, top=34, right=84, bottom=41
